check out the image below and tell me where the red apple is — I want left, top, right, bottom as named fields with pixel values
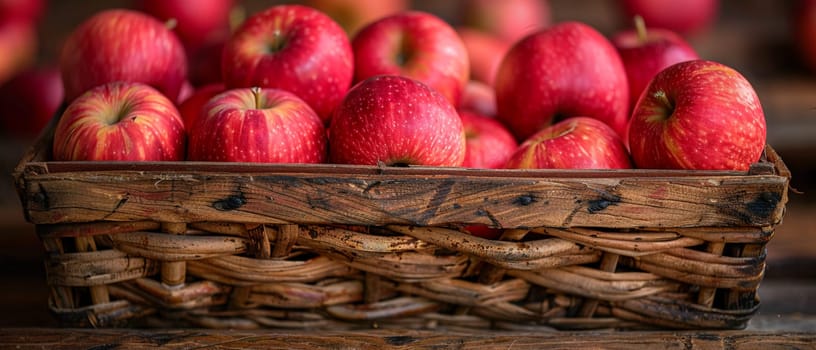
left=0, top=0, right=45, bottom=24
left=619, top=0, right=719, bottom=36
left=612, top=16, right=699, bottom=111
left=464, top=224, right=503, bottom=240
left=460, top=80, right=497, bottom=117
left=303, top=0, right=408, bottom=36
left=0, top=66, right=63, bottom=138
left=139, top=0, right=234, bottom=88
left=495, top=21, right=629, bottom=141
left=188, top=38, right=225, bottom=87
left=222, top=5, right=353, bottom=123
left=795, top=0, right=816, bottom=73
left=462, top=0, right=551, bottom=42
left=0, top=19, right=36, bottom=85
left=352, top=11, right=469, bottom=106
left=329, top=75, right=465, bottom=166
left=177, top=80, right=195, bottom=104
left=136, top=0, right=234, bottom=52
left=52, top=82, right=185, bottom=161
left=59, top=9, right=188, bottom=103
left=177, top=82, right=224, bottom=134
left=505, top=117, right=631, bottom=169
left=188, top=87, right=327, bottom=163
left=627, top=60, right=765, bottom=171
left=457, top=27, right=511, bottom=86
left=460, top=110, right=517, bottom=169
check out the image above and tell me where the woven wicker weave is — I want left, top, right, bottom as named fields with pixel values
left=13, top=125, right=790, bottom=330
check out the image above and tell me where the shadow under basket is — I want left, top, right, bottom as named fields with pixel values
left=12, top=128, right=790, bottom=330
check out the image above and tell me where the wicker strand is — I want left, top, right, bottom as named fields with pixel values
left=74, top=236, right=110, bottom=305
left=160, top=222, right=187, bottom=288
left=272, top=224, right=298, bottom=258
left=578, top=253, right=620, bottom=317
left=697, top=242, right=726, bottom=307
left=42, top=237, right=75, bottom=310
left=364, top=272, right=384, bottom=304
left=725, top=243, right=765, bottom=311
left=246, top=224, right=272, bottom=259
left=229, top=286, right=252, bottom=309
left=477, top=229, right=529, bottom=285
left=466, top=229, right=530, bottom=319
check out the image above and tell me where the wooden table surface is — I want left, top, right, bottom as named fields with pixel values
left=1, top=325, right=815, bottom=349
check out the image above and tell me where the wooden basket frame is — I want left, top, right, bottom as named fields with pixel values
left=12, top=123, right=790, bottom=330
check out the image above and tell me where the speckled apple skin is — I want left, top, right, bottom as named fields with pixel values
left=495, top=21, right=629, bottom=142
left=188, top=88, right=327, bottom=163
left=352, top=11, right=469, bottom=107
left=505, top=117, right=631, bottom=169
left=53, top=82, right=185, bottom=161
left=627, top=60, right=766, bottom=171
left=222, top=5, right=353, bottom=124
left=460, top=110, right=517, bottom=169
left=329, top=75, right=465, bottom=167
left=60, top=9, right=188, bottom=103
left=612, top=27, right=699, bottom=110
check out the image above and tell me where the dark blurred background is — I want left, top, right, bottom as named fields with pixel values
left=0, top=0, right=813, bottom=327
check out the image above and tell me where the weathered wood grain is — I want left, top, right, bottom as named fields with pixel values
left=13, top=135, right=789, bottom=228
left=0, top=328, right=814, bottom=349
left=16, top=166, right=788, bottom=228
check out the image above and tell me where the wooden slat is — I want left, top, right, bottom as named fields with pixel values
left=16, top=168, right=788, bottom=228
left=0, top=328, right=814, bottom=349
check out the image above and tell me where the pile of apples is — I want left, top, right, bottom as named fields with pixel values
left=0, top=0, right=63, bottom=138
left=51, top=0, right=767, bottom=172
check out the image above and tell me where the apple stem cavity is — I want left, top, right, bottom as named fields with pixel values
left=395, top=34, right=414, bottom=67
left=653, top=90, right=675, bottom=117
left=251, top=87, right=263, bottom=109
left=552, top=112, right=569, bottom=125
left=106, top=101, right=133, bottom=126
left=634, top=15, right=647, bottom=43
left=268, top=29, right=287, bottom=53
left=395, top=52, right=407, bottom=66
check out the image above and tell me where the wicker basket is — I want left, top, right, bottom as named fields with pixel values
left=12, top=122, right=790, bottom=330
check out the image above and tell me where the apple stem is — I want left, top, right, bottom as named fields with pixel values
left=229, top=5, right=246, bottom=32
left=165, top=18, right=178, bottom=31
left=653, top=90, right=673, bottom=110
left=251, top=87, right=262, bottom=109
left=634, top=15, right=647, bottom=43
